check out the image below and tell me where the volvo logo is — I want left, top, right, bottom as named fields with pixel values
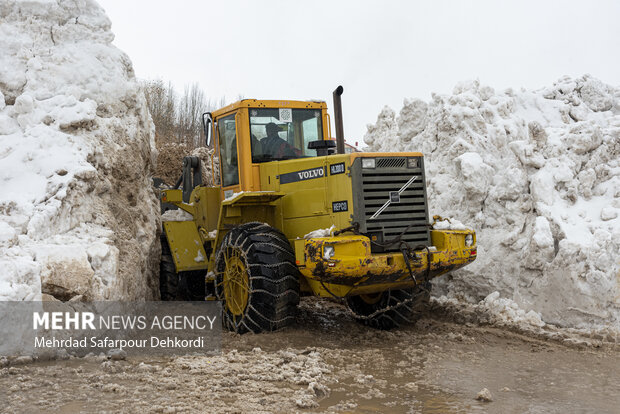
left=279, top=167, right=326, bottom=184
left=369, top=175, right=417, bottom=220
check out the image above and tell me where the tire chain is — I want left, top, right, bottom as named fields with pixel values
left=337, top=284, right=431, bottom=323
left=215, top=222, right=300, bottom=333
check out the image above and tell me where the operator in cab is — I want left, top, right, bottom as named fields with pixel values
left=261, top=122, right=299, bottom=159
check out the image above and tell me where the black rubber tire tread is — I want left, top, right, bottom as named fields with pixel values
left=179, top=270, right=206, bottom=301
left=160, top=234, right=180, bottom=300
left=215, top=222, right=300, bottom=333
left=346, top=282, right=431, bottom=330
left=160, top=234, right=205, bottom=301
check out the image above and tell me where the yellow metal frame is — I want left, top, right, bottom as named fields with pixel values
left=163, top=221, right=208, bottom=272
left=296, top=230, right=476, bottom=297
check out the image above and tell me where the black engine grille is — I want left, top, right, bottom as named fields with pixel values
left=351, top=157, right=431, bottom=252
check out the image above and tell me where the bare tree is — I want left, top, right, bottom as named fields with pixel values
left=143, top=79, right=177, bottom=145
left=143, top=78, right=239, bottom=149
left=177, top=82, right=209, bottom=147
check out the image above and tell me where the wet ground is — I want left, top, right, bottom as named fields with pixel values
left=1, top=298, right=618, bottom=413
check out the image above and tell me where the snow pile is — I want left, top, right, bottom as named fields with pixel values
left=0, top=0, right=160, bottom=300
left=154, top=143, right=219, bottom=188
left=364, top=75, right=620, bottom=334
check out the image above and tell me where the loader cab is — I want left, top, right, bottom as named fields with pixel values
left=209, top=100, right=331, bottom=200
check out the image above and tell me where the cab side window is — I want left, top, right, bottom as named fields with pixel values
left=218, top=114, right=239, bottom=187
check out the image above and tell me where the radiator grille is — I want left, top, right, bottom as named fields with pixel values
left=352, top=157, right=430, bottom=252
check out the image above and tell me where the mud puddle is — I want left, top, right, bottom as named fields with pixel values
left=1, top=297, right=618, bottom=413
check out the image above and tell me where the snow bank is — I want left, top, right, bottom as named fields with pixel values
left=364, top=75, right=620, bottom=334
left=0, top=0, right=160, bottom=300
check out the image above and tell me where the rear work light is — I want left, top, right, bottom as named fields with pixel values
left=407, top=157, right=419, bottom=168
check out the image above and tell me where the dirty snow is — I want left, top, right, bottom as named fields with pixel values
left=223, top=191, right=245, bottom=202
left=432, top=217, right=473, bottom=231
left=194, top=250, right=204, bottom=263
left=0, top=0, right=159, bottom=301
left=364, top=75, right=620, bottom=334
left=223, top=190, right=277, bottom=202
left=161, top=209, right=193, bottom=222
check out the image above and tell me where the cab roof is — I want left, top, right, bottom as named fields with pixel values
left=211, top=99, right=327, bottom=118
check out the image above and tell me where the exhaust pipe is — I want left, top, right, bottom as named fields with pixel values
left=333, top=85, right=345, bottom=154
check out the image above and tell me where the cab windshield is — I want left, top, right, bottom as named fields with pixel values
left=249, top=108, right=323, bottom=163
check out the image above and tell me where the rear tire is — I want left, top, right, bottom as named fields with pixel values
left=160, top=235, right=205, bottom=301
left=346, top=282, right=431, bottom=330
left=214, top=222, right=300, bottom=333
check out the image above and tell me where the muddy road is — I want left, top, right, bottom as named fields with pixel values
left=1, top=298, right=618, bottom=413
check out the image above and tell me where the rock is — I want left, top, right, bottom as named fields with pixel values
left=107, top=349, right=127, bottom=361
left=476, top=388, right=493, bottom=402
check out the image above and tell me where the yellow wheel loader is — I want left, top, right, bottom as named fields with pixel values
left=159, top=86, right=477, bottom=333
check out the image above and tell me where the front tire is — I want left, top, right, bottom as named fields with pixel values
left=214, top=222, right=300, bottom=333
left=346, top=282, right=431, bottom=330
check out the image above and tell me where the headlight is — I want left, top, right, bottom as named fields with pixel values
left=323, top=245, right=335, bottom=260
left=361, top=158, right=376, bottom=169
left=465, top=234, right=474, bottom=247
left=407, top=157, right=419, bottom=168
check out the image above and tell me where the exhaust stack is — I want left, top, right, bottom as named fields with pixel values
left=333, top=85, right=345, bottom=154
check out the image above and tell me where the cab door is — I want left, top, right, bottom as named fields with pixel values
left=217, top=112, right=241, bottom=199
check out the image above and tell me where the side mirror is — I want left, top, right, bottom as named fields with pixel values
left=201, top=112, right=213, bottom=147
left=308, top=139, right=336, bottom=157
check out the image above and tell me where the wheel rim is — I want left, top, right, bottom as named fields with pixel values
left=221, top=248, right=249, bottom=316
left=359, top=292, right=383, bottom=305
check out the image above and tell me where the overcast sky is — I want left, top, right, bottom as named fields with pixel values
left=98, top=0, right=619, bottom=147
